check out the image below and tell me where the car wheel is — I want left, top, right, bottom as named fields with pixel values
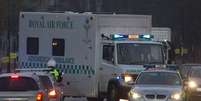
left=107, top=84, right=119, bottom=101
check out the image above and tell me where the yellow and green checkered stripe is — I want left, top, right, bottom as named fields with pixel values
left=19, top=62, right=95, bottom=75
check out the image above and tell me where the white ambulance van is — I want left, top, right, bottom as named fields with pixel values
left=18, top=12, right=167, bottom=101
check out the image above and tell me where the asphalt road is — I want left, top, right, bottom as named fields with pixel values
left=64, top=98, right=108, bottom=101
left=64, top=98, right=128, bottom=101
left=64, top=98, right=87, bottom=101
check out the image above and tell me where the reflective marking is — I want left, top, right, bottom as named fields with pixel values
left=19, top=62, right=95, bottom=75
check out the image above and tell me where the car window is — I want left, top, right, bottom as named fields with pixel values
left=136, top=72, right=181, bottom=85
left=39, top=76, right=53, bottom=90
left=179, top=65, right=190, bottom=79
left=0, top=77, right=39, bottom=91
left=190, top=68, right=201, bottom=78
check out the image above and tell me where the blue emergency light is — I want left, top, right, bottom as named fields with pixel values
left=111, top=34, right=153, bottom=41
left=116, top=76, right=121, bottom=80
left=139, top=34, right=154, bottom=40
left=111, top=34, right=128, bottom=40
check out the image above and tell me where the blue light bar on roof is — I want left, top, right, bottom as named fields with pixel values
left=111, top=34, right=128, bottom=40
left=111, top=34, right=154, bottom=41
left=139, top=34, right=154, bottom=39
left=114, top=34, right=124, bottom=38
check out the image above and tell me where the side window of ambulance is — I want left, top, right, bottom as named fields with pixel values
left=103, top=45, right=114, bottom=63
left=27, top=37, right=39, bottom=55
left=52, top=39, right=65, bottom=56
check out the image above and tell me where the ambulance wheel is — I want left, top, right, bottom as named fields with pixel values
left=107, top=84, right=119, bottom=101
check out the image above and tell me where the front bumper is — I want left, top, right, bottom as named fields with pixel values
left=128, top=93, right=184, bottom=101
left=128, top=97, right=184, bottom=101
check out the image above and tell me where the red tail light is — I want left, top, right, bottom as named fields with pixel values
left=10, top=75, right=19, bottom=79
left=48, top=89, right=57, bottom=98
left=10, top=74, right=19, bottom=79
left=36, top=92, right=43, bottom=101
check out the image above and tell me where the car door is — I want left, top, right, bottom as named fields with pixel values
left=99, top=43, right=117, bottom=92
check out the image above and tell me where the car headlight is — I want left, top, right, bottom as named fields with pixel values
left=188, top=81, right=197, bottom=89
left=171, top=93, right=182, bottom=100
left=171, top=93, right=181, bottom=100
left=130, top=90, right=141, bottom=99
left=124, top=75, right=133, bottom=83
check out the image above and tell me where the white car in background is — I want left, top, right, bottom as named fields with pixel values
left=128, top=70, right=184, bottom=101
left=0, top=72, right=60, bottom=101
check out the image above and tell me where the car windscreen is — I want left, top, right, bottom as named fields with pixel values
left=190, top=67, right=201, bottom=78
left=136, top=72, right=181, bottom=85
left=39, top=76, right=53, bottom=90
left=117, top=43, right=164, bottom=65
left=0, top=77, right=39, bottom=91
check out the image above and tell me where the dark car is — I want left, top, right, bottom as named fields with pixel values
left=179, top=64, right=201, bottom=101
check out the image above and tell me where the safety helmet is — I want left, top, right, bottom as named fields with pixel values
left=47, top=58, right=56, bottom=67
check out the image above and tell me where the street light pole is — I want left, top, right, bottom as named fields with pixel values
left=96, top=0, right=102, bottom=12
left=55, top=0, right=57, bottom=11
left=86, top=0, right=90, bottom=11
left=7, top=0, right=11, bottom=73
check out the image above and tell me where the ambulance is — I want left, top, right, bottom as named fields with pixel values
left=18, top=12, right=167, bottom=101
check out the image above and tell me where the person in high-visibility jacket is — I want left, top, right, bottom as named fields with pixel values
left=50, top=67, right=60, bottom=80
left=47, top=58, right=62, bottom=82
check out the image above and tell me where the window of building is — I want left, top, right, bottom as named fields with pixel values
left=52, top=39, right=65, bottom=56
left=103, top=45, right=114, bottom=63
left=27, top=37, right=39, bottom=55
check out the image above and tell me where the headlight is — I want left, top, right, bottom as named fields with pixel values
left=130, top=90, right=141, bottom=99
left=171, top=93, right=181, bottom=100
left=132, top=92, right=141, bottom=99
left=188, top=81, right=197, bottom=89
left=124, top=75, right=133, bottom=83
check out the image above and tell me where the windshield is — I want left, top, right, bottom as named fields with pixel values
left=136, top=72, right=181, bottom=85
left=190, top=68, right=201, bottom=78
left=117, top=43, right=164, bottom=65
left=0, top=77, right=39, bottom=91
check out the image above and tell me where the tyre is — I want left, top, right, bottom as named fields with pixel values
left=107, top=84, right=119, bottom=101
